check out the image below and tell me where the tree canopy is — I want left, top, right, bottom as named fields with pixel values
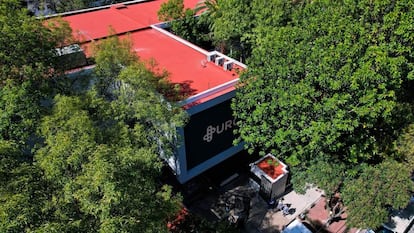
left=32, top=91, right=183, bottom=233
left=230, top=0, right=414, bottom=228
left=4, top=0, right=414, bottom=230
left=0, top=2, right=187, bottom=231
left=197, top=0, right=252, bottom=60
left=158, top=0, right=212, bottom=49
left=0, top=0, right=72, bottom=150
left=0, top=0, right=71, bottom=84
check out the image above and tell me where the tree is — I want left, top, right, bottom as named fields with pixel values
left=54, top=0, right=88, bottom=13
left=0, top=80, right=43, bottom=147
left=234, top=0, right=414, bottom=166
left=342, top=160, right=414, bottom=228
left=113, top=65, right=188, bottom=158
left=158, top=0, right=185, bottom=21
left=199, top=0, right=252, bottom=59
left=0, top=5, right=187, bottom=231
left=232, top=0, right=414, bottom=228
left=395, top=123, right=414, bottom=169
left=0, top=81, right=186, bottom=232
left=92, top=30, right=186, bottom=102
left=290, top=158, right=346, bottom=194
left=34, top=92, right=183, bottom=232
left=14, top=30, right=187, bottom=231
left=158, top=0, right=211, bottom=49
left=0, top=0, right=70, bottom=84
left=0, top=139, right=53, bottom=233
left=92, top=31, right=138, bottom=98
left=194, top=0, right=222, bottom=33
left=0, top=0, right=74, bottom=153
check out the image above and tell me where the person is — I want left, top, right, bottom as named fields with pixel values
left=282, top=205, right=290, bottom=216
left=277, top=199, right=284, bottom=211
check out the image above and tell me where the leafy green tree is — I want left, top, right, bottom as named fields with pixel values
left=290, top=158, right=346, bottom=194
left=34, top=92, right=183, bottom=232
left=158, top=0, right=185, bottom=21
left=342, top=160, right=414, bottom=228
left=0, top=0, right=70, bottom=84
left=0, top=80, right=43, bottom=147
left=54, top=0, right=88, bottom=13
left=194, top=0, right=221, bottom=20
left=14, top=29, right=187, bottom=231
left=194, top=0, right=222, bottom=35
left=91, top=31, right=138, bottom=98
left=232, top=0, right=414, bottom=228
left=0, top=4, right=186, bottom=231
left=0, top=2, right=81, bottom=231
left=0, top=0, right=74, bottom=151
left=234, top=0, right=414, bottom=166
left=158, top=0, right=211, bottom=48
left=201, top=0, right=252, bottom=59
left=395, top=123, right=414, bottom=169
left=92, top=31, right=187, bottom=102
left=172, top=8, right=211, bottom=48
left=46, top=17, right=77, bottom=48
left=0, top=139, right=53, bottom=233
left=113, top=65, right=188, bottom=158
left=1, top=79, right=185, bottom=233
left=168, top=210, right=239, bottom=233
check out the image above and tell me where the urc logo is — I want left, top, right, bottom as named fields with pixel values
left=203, top=119, right=237, bottom=142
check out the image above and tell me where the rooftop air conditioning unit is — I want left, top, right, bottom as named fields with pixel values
left=215, top=56, right=224, bottom=66
left=223, top=61, right=233, bottom=71
left=207, top=52, right=216, bottom=62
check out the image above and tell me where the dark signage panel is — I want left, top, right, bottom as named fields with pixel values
left=184, top=99, right=237, bottom=170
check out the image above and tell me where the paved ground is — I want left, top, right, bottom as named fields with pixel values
left=185, top=170, right=328, bottom=233
left=243, top=184, right=324, bottom=233
left=185, top=171, right=369, bottom=233
left=305, top=196, right=358, bottom=233
left=243, top=186, right=324, bottom=233
left=169, top=152, right=363, bottom=233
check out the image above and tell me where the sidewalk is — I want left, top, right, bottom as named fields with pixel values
left=183, top=170, right=358, bottom=233
left=244, top=187, right=324, bottom=233
left=305, top=196, right=358, bottom=233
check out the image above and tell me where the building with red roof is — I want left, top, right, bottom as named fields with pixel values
left=60, top=0, right=247, bottom=183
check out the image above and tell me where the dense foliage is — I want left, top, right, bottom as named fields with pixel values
left=196, top=0, right=252, bottom=60
left=229, top=0, right=414, bottom=229
left=0, top=0, right=71, bottom=150
left=6, top=0, right=414, bottom=230
left=158, top=0, right=212, bottom=50
left=0, top=1, right=186, bottom=232
left=31, top=90, right=183, bottom=232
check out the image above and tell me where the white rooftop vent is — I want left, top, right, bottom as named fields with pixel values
left=207, top=52, right=217, bottom=62
left=223, top=61, right=233, bottom=71
left=215, top=56, right=224, bottom=66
